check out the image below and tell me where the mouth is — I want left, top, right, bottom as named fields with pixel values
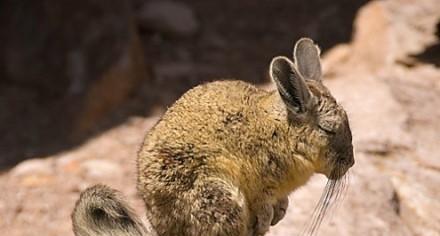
left=328, top=153, right=355, bottom=180
left=328, top=170, right=346, bottom=180
left=327, top=162, right=352, bottom=180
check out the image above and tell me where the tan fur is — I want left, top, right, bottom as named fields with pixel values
left=72, top=38, right=354, bottom=236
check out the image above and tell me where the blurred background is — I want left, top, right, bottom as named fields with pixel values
left=0, top=0, right=439, bottom=235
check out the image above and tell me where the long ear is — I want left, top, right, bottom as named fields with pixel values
left=293, top=38, right=322, bottom=81
left=270, top=56, right=311, bottom=113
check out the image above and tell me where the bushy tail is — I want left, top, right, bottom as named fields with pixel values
left=72, top=184, right=152, bottom=236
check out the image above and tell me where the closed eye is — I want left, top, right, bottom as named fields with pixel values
left=318, top=124, right=336, bottom=135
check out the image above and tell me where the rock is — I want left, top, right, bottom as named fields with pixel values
left=0, top=0, right=135, bottom=97
left=19, top=175, right=55, bottom=188
left=73, top=31, right=149, bottom=138
left=350, top=1, right=394, bottom=72
left=322, top=44, right=351, bottom=78
left=56, top=153, right=82, bottom=174
left=0, top=0, right=151, bottom=166
left=80, top=159, right=122, bottom=178
left=9, top=159, right=56, bottom=188
left=137, top=0, right=199, bottom=37
left=1, top=0, right=440, bottom=235
left=11, top=159, right=54, bottom=177
left=324, top=0, right=440, bottom=75
left=377, top=64, right=440, bottom=235
left=388, top=157, right=440, bottom=236
left=154, top=62, right=195, bottom=81
left=269, top=153, right=412, bottom=236
left=325, top=73, right=412, bottom=151
left=320, top=1, right=440, bottom=236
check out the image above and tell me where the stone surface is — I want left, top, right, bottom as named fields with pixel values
left=0, top=117, right=157, bottom=236
left=137, top=0, right=199, bottom=37
left=73, top=31, right=149, bottom=138
left=0, top=0, right=133, bottom=97
left=80, top=159, right=122, bottom=178
left=0, top=0, right=371, bottom=167
left=269, top=153, right=412, bottom=236
left=1, top=0, right=440, bottom=235
left=0, top=0, right=150, bottom=167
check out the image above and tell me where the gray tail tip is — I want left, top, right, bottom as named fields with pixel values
left=72, top=184, right=149, bottom=236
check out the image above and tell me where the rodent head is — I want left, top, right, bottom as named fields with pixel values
left=269, top=38, right=354, bottom=180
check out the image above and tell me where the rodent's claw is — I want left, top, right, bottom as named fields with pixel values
left=252, top=204, right=273, bottom=236
left=271, top=197, right=289, bottom=226
left=250, top=198, right=289, bottom=236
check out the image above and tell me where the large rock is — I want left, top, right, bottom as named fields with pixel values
left=1, top=0, right=133, bottom=96
left=323, top=0, right=440, bottom=74
left=320, top=1, right=440, bottom=235
left=269, top=153, right=412, bottom=236
left=0, top=0, right=150, bottom=166
left=0, top=0, right=440, bottom=235
left=0, top=117, right=158, bottom=236
left=73, top=30, right=149, bottom=138
left=137, top=0, right=199, bottom=37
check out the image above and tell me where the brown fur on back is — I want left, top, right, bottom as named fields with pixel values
left=138, top=80, right=325, bottom=235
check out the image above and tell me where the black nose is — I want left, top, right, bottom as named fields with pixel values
left=346, top=147, right=354, bottom=167
left=339, top=146, right=354, bottom=167
left=348, top=155, right=355, bottom=167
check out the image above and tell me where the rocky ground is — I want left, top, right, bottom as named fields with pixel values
left=1, top=0, right=440, bottom=235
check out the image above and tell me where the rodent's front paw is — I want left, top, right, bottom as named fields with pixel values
left=271, top=197, right=289, bottom=226
left=252, top=204, right=273, bottom=236
left=250, top=198, right=288, bottom=236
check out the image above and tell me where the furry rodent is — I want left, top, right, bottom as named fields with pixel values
left=72, top=38, right=354, bottom=236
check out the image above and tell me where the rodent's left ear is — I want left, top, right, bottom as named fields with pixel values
left=270, top=56, right=312, bottom=113
left=293, top=38, right=322, bottom=81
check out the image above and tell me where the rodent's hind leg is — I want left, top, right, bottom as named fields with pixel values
left=189, top=177, right=249, bottom=236
left=271, top=197, right=289, bottom=226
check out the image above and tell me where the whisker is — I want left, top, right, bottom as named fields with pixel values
left=300, top=180, right=333, bottom=235
left=338, top=170, right=350, bottom=203
left=300, top=185, right=326, bottom=235
left=332, top=171, right=348, bottom=213
left=299, top=165, right=350, bottom=236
